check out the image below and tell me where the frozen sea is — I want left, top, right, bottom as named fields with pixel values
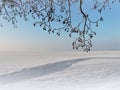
left=0, top=51, right=120, bottom=90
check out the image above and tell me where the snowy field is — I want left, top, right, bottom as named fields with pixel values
left=0, top=51, right=120, bottom=90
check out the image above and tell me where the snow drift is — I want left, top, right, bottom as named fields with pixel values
left=0, top=51, right=120, bottom=90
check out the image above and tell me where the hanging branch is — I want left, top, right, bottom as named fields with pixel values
left=0, top=0, right=119, bottom=52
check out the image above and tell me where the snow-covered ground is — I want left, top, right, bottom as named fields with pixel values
left=0, top=51, right=120, bottom=90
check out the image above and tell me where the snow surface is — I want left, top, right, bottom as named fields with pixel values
left=0, top=51, right=120, bottom=90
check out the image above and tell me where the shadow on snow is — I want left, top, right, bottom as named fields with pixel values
left=0, top=57, right=120, bottom=84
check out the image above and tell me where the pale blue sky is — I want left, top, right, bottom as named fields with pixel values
left=0, top=1, right=120, bottom=52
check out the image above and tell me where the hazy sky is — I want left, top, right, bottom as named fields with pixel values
left=0, top=1, right=120, bottom=52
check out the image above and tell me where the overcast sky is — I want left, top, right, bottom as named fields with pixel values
left=0, top=1, right=120, bottom=52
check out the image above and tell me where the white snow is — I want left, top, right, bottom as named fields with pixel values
left=0, top=51, right=120, bottom=90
